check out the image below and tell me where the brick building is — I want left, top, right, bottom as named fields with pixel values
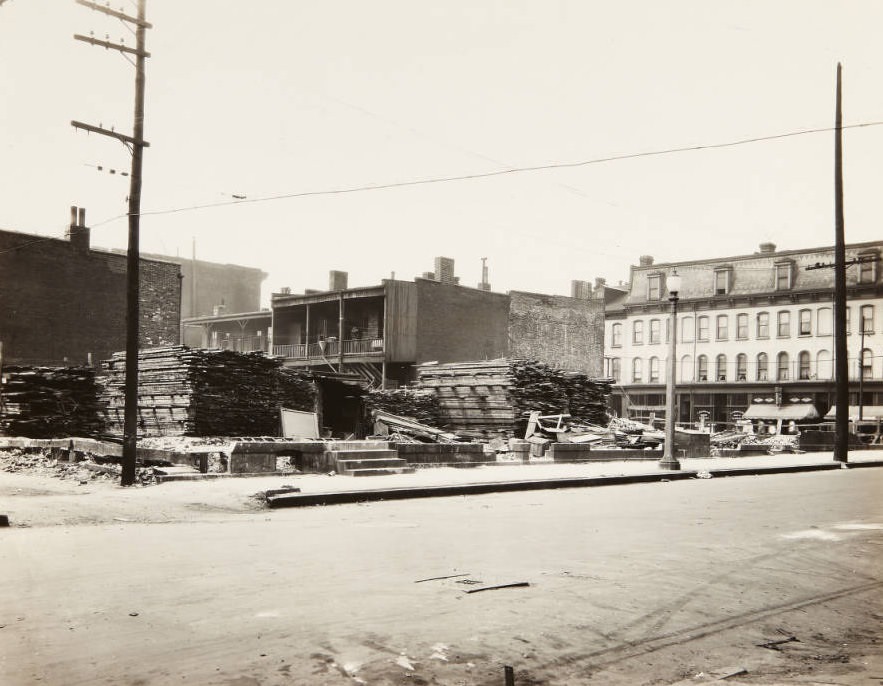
left=0, top=208, right=182, bottom=366
left=186, top=257, right=606, bottom=388
left=605, top=241, right=883, bottom=429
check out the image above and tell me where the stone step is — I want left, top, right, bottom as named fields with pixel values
left=336, top=456, right=409, bottom=471
left=341, top=466, right=416, bottom=477
left=326, top=441, right=390, bottom=451
left=332, top=449, right=399, bottom=462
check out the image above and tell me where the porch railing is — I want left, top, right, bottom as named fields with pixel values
left=272, top=338, right=383, bottom=360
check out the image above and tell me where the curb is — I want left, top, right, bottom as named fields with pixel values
left=265, top=460, right=883, bottom=509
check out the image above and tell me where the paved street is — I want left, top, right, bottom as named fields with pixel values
left=2, top=468, right=882, bottom=685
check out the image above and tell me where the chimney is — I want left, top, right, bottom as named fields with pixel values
left=758, top=242, right=776, bottom=254
left=68, top=205, right=90, bottom=253
left=594, top=277, right=607, bottom=290
left=434, top=256, right=456, bottom=285
left=638, top=255, right=654, bottom=267
left=570, top=280, right=593, bottom=300
left=279, top=286, right=291, bottom=295
left=329, top=270, right=348, bottom=291
left=478, top=257, right=491, bottom=291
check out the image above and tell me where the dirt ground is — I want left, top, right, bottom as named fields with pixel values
left=1, top=457, right=882, bottom=686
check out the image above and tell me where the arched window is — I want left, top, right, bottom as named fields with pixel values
left=610, top=358, right=621, bottom=381
left=716, top=315, right=728, bottom=341
left=861, top=348, right=874, bottom=380
left=798, top=309, right=812, bottom=336
left=817, top=350, right=832, bottom=380
left=633, top=320, right=644, bottom=345
left=649, top=319, right=661, bottom=344
left=818, top=307, right=832, bottom=336
left=860, top=304, right=875, bottom=334
left=649, top=357, right=660, bottom=382
left=697, top=354, right=709, bottom=381
left=611, top=323, right=622, bottom=347
left=777, top=352, right=790, bottom=381
left=697, top=316, right=710, bottom=341
left=756, top=353, right=769, bottom=381
left=632, top=358, right=643, bottom=382
left=798, top=351, right=811, bottom=380
left=736, top=313, right=749, bottom=340
left=716, top=354, right=727, bottom=381
left=681, top=317, right=694, bottom=343
left=681, top=355, right=694, bottom=382
left=777, top=311, right=791, bottom=338
left=736, top=353, right=747, bottom=381
left=757, top=312, right=770, bottom=338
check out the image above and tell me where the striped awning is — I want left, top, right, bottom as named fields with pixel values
left=742, top=404, right=820, bottom=421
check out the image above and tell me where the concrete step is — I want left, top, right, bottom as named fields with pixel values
left=332, top=449, right=399, bottom=462
left=336, top=456, right=410, bottom=471
left=341, top=466, right=417, bottom=477
left=327, top=441, right=390, bottom=451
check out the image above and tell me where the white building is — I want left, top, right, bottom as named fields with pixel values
left=604, top=241, right=883, bottom=429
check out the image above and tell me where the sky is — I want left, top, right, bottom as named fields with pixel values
left=2, top=1, right=882, bottom=305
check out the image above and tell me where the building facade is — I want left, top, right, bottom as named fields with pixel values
left=0, top=208, right=182, bottom=366
left=605, top=241, right=883, bottom=429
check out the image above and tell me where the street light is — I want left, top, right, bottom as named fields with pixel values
left=660, top=269, right=682, bottom=470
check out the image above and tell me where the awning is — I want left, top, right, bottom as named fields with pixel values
left=824, top=405, right=883, bottom=421
left=742, top=404, right=820, bottom=421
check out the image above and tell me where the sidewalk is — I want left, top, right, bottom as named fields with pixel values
left=3, top=449, right=882, bottom=526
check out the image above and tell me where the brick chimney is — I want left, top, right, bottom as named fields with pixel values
left=570, top=279, right=593, bottom=299
left=434, top=256, right=458, bottom=285
left=68, top=206, right=90, bottom=253
left=594, top=277, right=607, bottom=290
left=638, top=255, right=654, bottom=267
left=477, top=257, right=491, bottom=291
left=758, top=242, right=776, bottom=254
left=329, top=270, right=348, bottom=291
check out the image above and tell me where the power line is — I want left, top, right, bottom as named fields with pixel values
left=132, top=119, right=883, bottom=220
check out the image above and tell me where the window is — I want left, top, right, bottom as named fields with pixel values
left=757, top=312, right=770, bottom=338
left=681, top=355, right=694, bottom=382
left=647, top=274, right=662, bottom=301
left=860, top=304, right=875, bottom=334
left=846, top=306, right=851, bottom=334
left=818, top=307, right=832, bottom=336
left=817, top=350, right=832, bottom=380
left=775, top=262, right=793, bottom=290
left=798, top=309, right=812, bottom=336
left=860, top=349, right=873, bottom=380
left=736, top=353, right=748, bottom=381
left=777, top=311, right=790, bottom=338
left=714, top=268, right=731, bottom=295
left=736, top=313, right=748, bottom=340
left=611, top=323, right=622, bottom=347
left=716, top=315, right=728, bottom=340
left=716, top=354, right=727, bottom=381
left=799, top=351, right=811, bottom=380
left=610, top=358, right=621, bottom=381
left=649, top=357, right=660, bottom=382
left=777, top=352, right=790, bottom=381
left=632, top=358, right=643, bottom=383
left=681, top=317, right=694, bottom=343
left=697, top=316, right=709, bottom=341
left=697, top=355, right=708, bottom=381
left=633, top=321, right=644, bottom=345
left=858, top=250, right=879, bottom=284
left=649, top=319, right=661, bottom=344
left=757, top=353, right=769, bottom=381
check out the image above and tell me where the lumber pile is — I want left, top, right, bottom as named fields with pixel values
left=100, top=346, right=317, bottom=437
left=416, top=359, right=610, bottom=437
left=362, top=388, right=441, bottom=427
left=0, top=366, right=105, bottom=438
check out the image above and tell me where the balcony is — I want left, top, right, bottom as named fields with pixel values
left=272, top=338, right=384, bottom=361
left=217, top=335, right=269, bottom=353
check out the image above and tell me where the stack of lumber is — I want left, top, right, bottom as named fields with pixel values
left=100, top=346, right=317, bottom=437
left=416, top=359, right=610, bottom=437
left=362, top=388, right=441, bottom=427
left=0, top=366, right=105, bottom=438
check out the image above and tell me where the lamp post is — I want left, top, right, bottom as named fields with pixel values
left=660, top=270, right=682, bottom=470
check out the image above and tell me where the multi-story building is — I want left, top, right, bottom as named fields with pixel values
left=605, top=241, right=883, bottom=429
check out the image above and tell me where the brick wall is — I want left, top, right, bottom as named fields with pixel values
left=414, top=279, right=510, bottom=363
left=507, top=291, right=605, bottom=375
left=0, top=230, right=181, bottom=366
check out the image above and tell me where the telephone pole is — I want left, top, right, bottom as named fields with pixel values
left=72, top=0, right=151, bottom=486
left=832, top=63, right=848, bottom=464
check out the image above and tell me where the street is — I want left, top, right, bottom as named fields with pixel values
left=2, top=468, right=882, bottom=685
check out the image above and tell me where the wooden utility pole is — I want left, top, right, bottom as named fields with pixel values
left=73, top=0, right=151, bottom=485
left=833, top=63, right=849, bottom=463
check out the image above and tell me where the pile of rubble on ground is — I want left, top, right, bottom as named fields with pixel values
left=0, top=448, right=156, bottom=484
left=0, top=366, right=106, bottom=438
left=100, top=346, right=317, bottom=437
left=362, top=388, right=441, bottom=428
left=710, top=428, right=800, bottom=454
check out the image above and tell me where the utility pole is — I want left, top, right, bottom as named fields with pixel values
left=832, top=63, right=849, bottom=464
left=72, top=0, right=151, bottom=486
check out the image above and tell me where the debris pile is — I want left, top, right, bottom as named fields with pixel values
left=362, top=388, right=441, bottom=427
left=417, top=359, right=610, bottom=437
left=100, top=346, right=317, bottom=438
left=0, top=448, right=155, bottom=484
left=0, top=366, right=105, bottom=438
